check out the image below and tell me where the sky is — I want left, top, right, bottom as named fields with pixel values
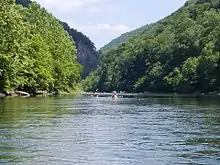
left=34, top=0, right=188, bottom=49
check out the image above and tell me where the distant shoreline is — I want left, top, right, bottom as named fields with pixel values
left=83, top=92, right=220, bottom=98
left=1, top=91, right=220, bottom=99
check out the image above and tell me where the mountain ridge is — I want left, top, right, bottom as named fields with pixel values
left=83, top=0, right=220, bottom=93
left=99, top=24, right=150, bottom=54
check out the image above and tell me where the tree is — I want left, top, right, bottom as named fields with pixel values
left=0, top=0, right=82, bottom=93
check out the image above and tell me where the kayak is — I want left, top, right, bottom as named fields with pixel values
left=112, top=95, right=118, bottom=99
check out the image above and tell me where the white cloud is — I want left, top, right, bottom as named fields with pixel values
left=77, top=23, right=131, bottom=48
left=34, top=0, right=108, bottom=12
left=33, top=0, right=131, bottom=48
left=80, top=23, right=131, bottom=33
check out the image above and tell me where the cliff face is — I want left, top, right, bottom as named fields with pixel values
left=16, top=0, right=98, bottom=78
left=61, top=22, right=98, bottom=78
left=76, top=40, right=98, bottom=77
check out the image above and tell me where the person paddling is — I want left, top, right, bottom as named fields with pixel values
left=93, top=89, right=99, bottom=97
left=111, top=91, right=118, bottom=98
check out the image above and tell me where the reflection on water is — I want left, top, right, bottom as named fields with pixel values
left=0, top=96, right=220, bottom=165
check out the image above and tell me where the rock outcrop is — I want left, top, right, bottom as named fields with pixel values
left=61, top=22, right=98, bottom=78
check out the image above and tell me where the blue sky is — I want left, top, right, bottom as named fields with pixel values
left=35, top=0, right=188, bottom=49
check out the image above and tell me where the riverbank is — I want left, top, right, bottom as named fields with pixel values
left=0, top=84, right=83, bottom=98
left=0, top=88, right=82, bottom=98
left=0, top=91, right=55, bottom=98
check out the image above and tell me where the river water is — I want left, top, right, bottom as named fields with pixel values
left=0, top=95, right=219, bottom=165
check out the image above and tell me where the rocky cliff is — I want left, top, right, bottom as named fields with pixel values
left=61, top=22, right=98, bottom=78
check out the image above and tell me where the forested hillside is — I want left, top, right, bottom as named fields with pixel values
left=99, top=24, right=150, bottom=54
left=0, top=0, right=81, bottom=94
left=83, top=0, right=220, bottom=94
left=16, top=0, right=98, bottom=78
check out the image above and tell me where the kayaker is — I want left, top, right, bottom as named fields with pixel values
left=111, top=91, right=118, bottom=98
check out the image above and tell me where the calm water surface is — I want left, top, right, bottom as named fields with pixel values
left=0, top=95, right=219, bottom=165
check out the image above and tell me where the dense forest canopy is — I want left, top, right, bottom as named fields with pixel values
left=0, top=0, right=81, bottom=94
left=16, top=0, right=98, bottom=78
left=83, top=0, right=220, bottom=94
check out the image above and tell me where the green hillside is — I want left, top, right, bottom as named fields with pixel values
left=99, top=24, right=150, bottom=54
left=83, top=0, right=220, bottom=94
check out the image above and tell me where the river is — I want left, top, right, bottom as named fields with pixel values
left=0, top=95, right=219, bottom=165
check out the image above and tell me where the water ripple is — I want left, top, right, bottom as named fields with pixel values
left=0, top=96, right=219, bottom=165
